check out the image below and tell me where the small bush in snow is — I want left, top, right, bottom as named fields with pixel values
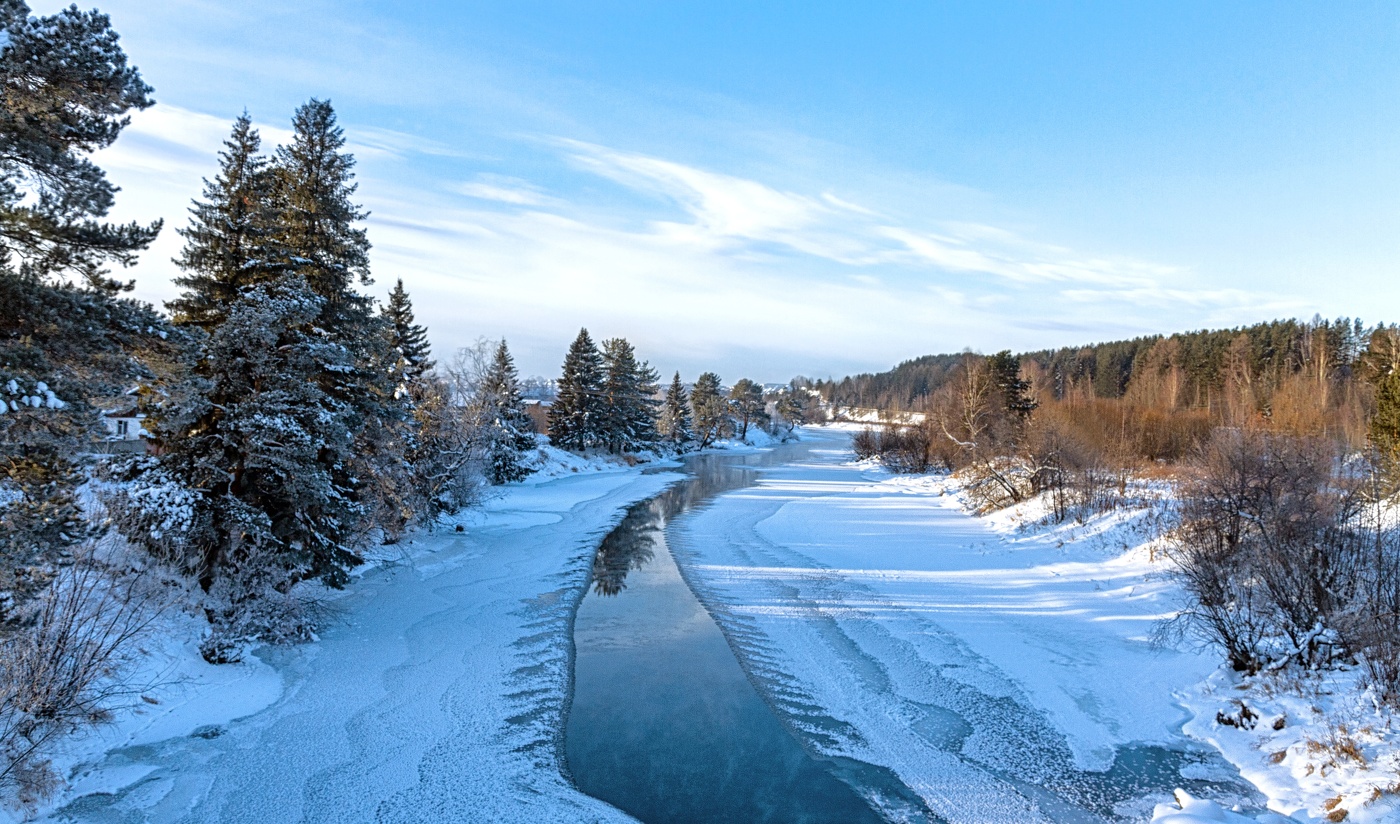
left=0, top=552, right=162, bottom=812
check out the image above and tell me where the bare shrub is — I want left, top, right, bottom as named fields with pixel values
left=0, top=552, right=162, bottom=812
left=1164, top=429, right=1372, bottom=672
left=851, top=427, right=879, bottom=461
left=881, top=426, right=932, bottom=474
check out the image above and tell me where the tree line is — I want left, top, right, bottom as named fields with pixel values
left=847, top=329, right=1400, bottom=708
left=0, top=2, right=823, bottom=804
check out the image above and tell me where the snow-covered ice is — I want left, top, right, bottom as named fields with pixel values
left=668, top=428, right=1258, bottom=822
left=34, top=458, right=680, bottom=823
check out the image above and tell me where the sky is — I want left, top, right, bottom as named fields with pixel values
left=35, top=1, right=1400, bottom=383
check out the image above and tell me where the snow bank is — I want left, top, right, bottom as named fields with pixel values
left=1177, top=667, right=1400, bottom=822
left=668, top=428, right=1246, bottom=822
left=32, top=462, right=680, bottom=823
left=1151, top=789, right=1297, bottom=823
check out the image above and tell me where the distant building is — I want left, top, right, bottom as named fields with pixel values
left=523, top=399, right=551, bottom=437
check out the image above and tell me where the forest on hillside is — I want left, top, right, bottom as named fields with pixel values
left=822, top=317, right=1385, bottom=442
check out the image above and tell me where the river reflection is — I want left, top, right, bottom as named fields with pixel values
left=568, top=445, right=911, bottom=824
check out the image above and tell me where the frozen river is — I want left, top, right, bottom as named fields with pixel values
left=42, top=428, right=1258, bottom=824
left=570, top=429, right=1260, bottom=823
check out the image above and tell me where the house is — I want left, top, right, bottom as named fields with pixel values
left=523, top=399, right=551, bottom=437
left=99, top=404, right=152, bottom=454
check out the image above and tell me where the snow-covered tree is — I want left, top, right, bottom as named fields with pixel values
left=598, top=337, right=659, bottom=454
left=691, top=372, right=728, bottom=449
left=151, top=102, right=418, bottom=606
left=166, top=114, right=279, bottom=331
left=549, top=329, right=604, bottom=451
left=152, top=275, right=363, bottom=593
left=381, top=279, right=434, bottom=382
left=658, top=372, right=694, bottom=452
left=478, top=340, right=536, bottom=484
left=0, top=0, right=177, bottom=623
left=270, top=100, right=411, bottom=543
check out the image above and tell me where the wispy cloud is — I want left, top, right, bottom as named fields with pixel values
left=95, top=103, right=1308, bottom=380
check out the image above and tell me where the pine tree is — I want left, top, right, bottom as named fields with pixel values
left=382, top=279, right=434, bottom=382
left=728, top=378, right=766, bottom=440
left=658, top=372, right=694, bottom=452
left=166, top=114, right=279, bottom=331
left=691, top=372, right=728, bottom=449
left=598, top=338, right=660, bottom=454
left=549, top=329, right=604, bottom=451
left=988, top=350, right=1037, bottom=418
left=775, top=388, right=813, bottom=434
left=0, top=1, right=177, bottom=622
left=153, top=274, right=363, bottom=591
left=0, top=0, right=161, bottom=289
left=480, top=339, right=536, bottom=484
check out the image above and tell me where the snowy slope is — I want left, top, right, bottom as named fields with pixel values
left=34, top=462, right=678, bottom=823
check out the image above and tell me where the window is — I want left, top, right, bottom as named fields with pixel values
left=116, top=419, right=129, bottom=437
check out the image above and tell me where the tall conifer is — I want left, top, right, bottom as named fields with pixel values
left=167, top=114, right=278, bottom=331
left=477, top=340, right=536, bottom=483
left=599, top=338, right=660, bottom=454
left=659, top=372, right=694, bottom=452
left=382, top=279, right=434, bottom=381
left=549, top=329, right=604, bottom=451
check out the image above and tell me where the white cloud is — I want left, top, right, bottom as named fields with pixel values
left=92, top=103, right=1309, bottom=380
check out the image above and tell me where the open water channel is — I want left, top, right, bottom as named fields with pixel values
left=565, top=436, right=1262, bottom=824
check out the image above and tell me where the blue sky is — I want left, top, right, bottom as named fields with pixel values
left=41, top=0, right=1400, bottom=382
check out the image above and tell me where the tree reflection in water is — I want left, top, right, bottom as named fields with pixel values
left=588, top=455, right=751, bottom=597
left=590, top=499, right=660, bottom=596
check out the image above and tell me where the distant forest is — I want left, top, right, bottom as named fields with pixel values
left=819, top=317, right=1385, bottom=446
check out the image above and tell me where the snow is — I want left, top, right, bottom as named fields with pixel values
left=668, top=427, right=1252, bottom=821
left=28, top=426, right=1394, bottom=822
left=1176, top=667, right=1400, bottom=822
left=1150, top=790, right=1296, bottom=823
left=29, top=458, right=682, bottom=823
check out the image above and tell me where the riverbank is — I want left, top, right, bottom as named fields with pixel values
left=34, top=453, right=680, bottom=823
left=671, top=427, right=1258, bottom=822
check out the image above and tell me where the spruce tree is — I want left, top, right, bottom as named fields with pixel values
left=271, top=99, right=371, bottom=318
left=598, top=338, right=660, bottom=454
left=0, top=1, right=177, bottom=620
left=691, top=372, right=728, bottom=449
left=153, top=274, right=361, bottom=591
left=549, top=329, right=604, bottom=451
left=658, top=372, right=695, bottom=452
left=167, top=114, right=279, bottom=331
left=480, top=339, right=536, bottom=483
left=382, top=278, right=434, bottom=382
left=988, top=350, right=1037, bottom=418
left=271, top=100, right=408, bottom=544
left=153, top=102, right=406, bottom=596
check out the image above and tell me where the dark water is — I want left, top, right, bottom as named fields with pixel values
left=566, top=440, right=1260, bottom=824
left=566, top=445, right=911, bottom=824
